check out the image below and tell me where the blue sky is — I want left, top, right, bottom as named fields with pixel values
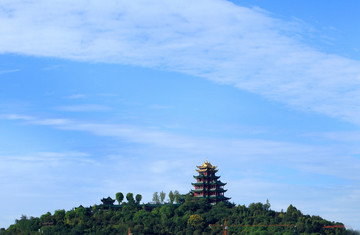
left=0, top=0, right=359, bottom=230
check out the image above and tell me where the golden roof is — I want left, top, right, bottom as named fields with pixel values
left=196, top=159, right=218, bottom=172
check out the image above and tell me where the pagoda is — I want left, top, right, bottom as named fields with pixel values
left=191, top=160, right=230, bottom=204
left=101, top=196, right=115, bottom=208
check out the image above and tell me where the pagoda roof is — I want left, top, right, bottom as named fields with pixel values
left=196, top=168, right=218, bottom=173
left=193, top=194, right=231, bottom=202
left=101, top=196, right=115, bottom=205
left=209, top=195, right=231, bottom=201
left=196, top=159, right=218, bottom=172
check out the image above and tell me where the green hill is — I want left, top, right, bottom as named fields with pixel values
left=1, top=193, right=358, bottom=235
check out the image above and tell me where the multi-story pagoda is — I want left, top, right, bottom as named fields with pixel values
left=192, top=160, right=230, bottom=204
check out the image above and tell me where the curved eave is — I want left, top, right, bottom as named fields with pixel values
left=196, top=169, right=219, bottom=173
left=101, top=197, right=115, bottom=203
left=196, top=165, right=217, bottom=169
left=209, top=195, right=231, bottom=200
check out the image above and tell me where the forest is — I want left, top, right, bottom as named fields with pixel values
left=1, top=191, right=358, bottom=235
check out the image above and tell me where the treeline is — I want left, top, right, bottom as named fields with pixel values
left=1, top=193, right=358, bottom=235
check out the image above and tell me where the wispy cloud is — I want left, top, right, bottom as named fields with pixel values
left=305, top=130, right=360, bottom=143
left=67, top=94, right=87, bottom=99
left=0, top=114, right=34, bottom=121
left=2, top=113, right=360, bottom=181
left=0, top=151, right=91, bottom=165
left=0, top=0, right=360, bottom=125
left=55, top=104, right=111, bottom=112
left=148, top=104, right=173, bottom=110
left=0, top=69, right=19, bottom=75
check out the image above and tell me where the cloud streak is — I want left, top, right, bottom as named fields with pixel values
left=0, top=69, right=19, bottom=75
left=55, top=104, right=111, bottom=112
left=0, top=0, right=360, bottom=124
left=2, top=113, right=360, bottom=181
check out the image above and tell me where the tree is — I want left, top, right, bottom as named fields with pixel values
left=126, top=193, right=135, bottom=204
left=264, top=199, right=271, bottom=211
left=187, top=214, right=204, bottom=229
left=115, top=192, right=124, bottom=205
left=153, top=192, right=160, bottom=204
left=54, top=210, right=66, bottom=224
left=174, top=190, right=181, bottom=203
left=160, top=191, right=166, bottom=203
left=135, top=194, right=142, bottom=204
left=285, top=204, right=302, bottom=223
left=168, top=191, right=175, bottom=204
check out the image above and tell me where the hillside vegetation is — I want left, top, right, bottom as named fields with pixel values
left=1, top=193, right=358, bottom=235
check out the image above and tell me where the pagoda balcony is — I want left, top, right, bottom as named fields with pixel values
left=192, top=181, right=226, bottom=186
left=192, top=188, right=227, bottom=192
left=209, top=188, right=227, bottom=192
left=192, top=189, right=206, bottom=192
left=193, top=175, right=220, bottom=179
left=209, top=195, right=229, bottom=199
left=192, top=182, right=215, bottom=186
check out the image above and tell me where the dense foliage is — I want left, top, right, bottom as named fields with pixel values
left=1, top=194, right=358, bottom=235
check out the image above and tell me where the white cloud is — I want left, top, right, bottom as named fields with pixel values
left=148, top=104, right=173, bottom=110
left=0, top=69, right=19, bottom=75
left=0, top=0, right=360, bottom=125
left=32, top=118, right=70, bottom=126
left=2, top=114, right=360, bottom=181
left=0, top=114, right=34, bottom=120
left=67, top=94, right=87, bottom=99
left=306, top=130, right=360, bottom=143
left=55, top=104, right=110, bottom=112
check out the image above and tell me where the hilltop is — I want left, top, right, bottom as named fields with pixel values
left=1, top=192, right=358, bottom=235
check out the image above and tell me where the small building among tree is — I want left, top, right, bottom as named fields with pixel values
left=101, top=196, right=115, bottom=208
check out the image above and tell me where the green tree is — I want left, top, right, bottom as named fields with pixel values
left=153, top=192, right=160, bottom=204
left=174, top=190, right=181, bottom=203
left=187, top=214, right=204, bottom=229
left=160, top=191, right=166, bottom=203
left=40, top=212, right=53, bottom=224
left=264, top=199, right=271, bottom=211
left=285, top=204, right=302, bottom=223
left=168, top=190, right=175, bottom=204
left=115, top=192, right=124, bottom=205
left=135, top=194, right=142, bottom=204
left=54, top=209, right=65, bottom=224
left=126, top=193, right=135, bottom=204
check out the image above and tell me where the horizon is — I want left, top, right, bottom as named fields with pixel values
left=0, top=0, right=359, bottom=230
